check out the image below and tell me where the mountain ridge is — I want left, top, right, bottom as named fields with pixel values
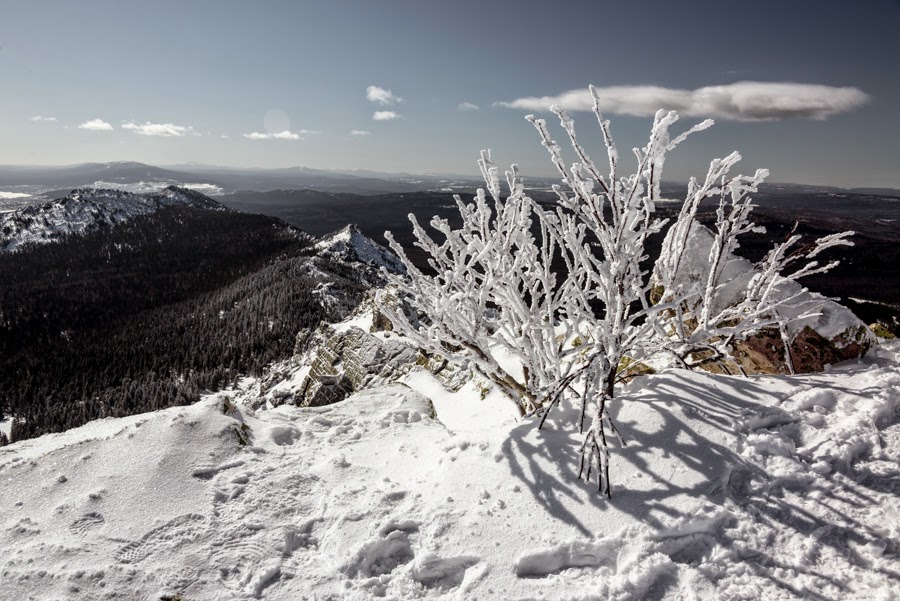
left=0, top=186, right=227, bottom=252
left=3, top=161, right=899, bottom=197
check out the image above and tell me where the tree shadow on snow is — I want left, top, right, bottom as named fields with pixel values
left=502, top=371, right=770, bottom=533
left=500, top=368, right=899, bottom=596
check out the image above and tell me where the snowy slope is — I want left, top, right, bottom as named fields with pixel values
left=316, top=224, right=405, bottom=273
left=0, top=186, right=224, bottom=252
left=1, top=338, right=898, bottom=600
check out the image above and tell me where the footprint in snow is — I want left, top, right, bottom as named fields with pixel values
left=68, top=512, right=105, bottom=536
left=269, top=425, right=302, bottom=446
left=410, top=553, right=481, bottom=590
left=114, top=513, right=208, bottom=564
left=209, top=523, right=283, bottom=595
left=341, top=521, right=419, bottom=578
left=191, top=460, right=245, bottom=480
left=514, top=541, right=612, bottom=578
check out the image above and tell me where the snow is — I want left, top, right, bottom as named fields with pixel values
left=182, top=183, right=225, bottom=196
left=1, top=339, right=898, bottom=599
left=0, top=191, right=32, bottom=199
left=667, top=222, right=870, bottom=341
left=333, top=307, right=376, bottom=335
left=87, top=180, right=224, bottom=196
left=0, top=186, right=223, bottom=252
left=316, top=224, right=406, bottom=272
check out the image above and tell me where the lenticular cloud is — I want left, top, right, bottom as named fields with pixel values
left=496, top=82, right=870, bottom=121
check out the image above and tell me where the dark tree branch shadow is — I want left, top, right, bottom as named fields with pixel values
left=499, top=364, right=900, bottom=597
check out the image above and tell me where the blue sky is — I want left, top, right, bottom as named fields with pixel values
left=1, top=0, right=899, bottom=187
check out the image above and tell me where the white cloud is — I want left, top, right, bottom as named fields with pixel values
left=271, top=130, right=302, bottom=140
left=30, top=115, right=57, bottom=122
left=494, top=82, right=870, bottom=122
left=457, top=102, right=479, bottom=111
left=78, top=118, right=113, bottom=131
left=367, top=85, right=403, bottom=105
left=373, top=111, right=400, bottom=121
left=350, top=130, right=371, bottom=136
left=122, top=121, right=194, bottom=137
left=243, top=130, right=302, bottom=140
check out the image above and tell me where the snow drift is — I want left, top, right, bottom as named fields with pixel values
left=1, top=334, right=897, bottom=600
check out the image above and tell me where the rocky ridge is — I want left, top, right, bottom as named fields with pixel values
left=0, top=186, right=227, bottom=252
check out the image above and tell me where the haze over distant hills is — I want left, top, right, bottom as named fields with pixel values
left=0, top=161, right=486, bottom=199
left=1, top=161, right=898, bottom=201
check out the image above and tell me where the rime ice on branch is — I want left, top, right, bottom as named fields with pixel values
left=378, top=85, right=854, bottom=497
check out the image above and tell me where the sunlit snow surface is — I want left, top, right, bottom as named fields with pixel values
left=89, top=180, right=225, bottom=196
left=0, top=343, right=898, bottom=600
left=0, top=191, right=32, bottom=199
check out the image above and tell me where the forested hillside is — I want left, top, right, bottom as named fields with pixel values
left=0, top=205, right=370, bottom=441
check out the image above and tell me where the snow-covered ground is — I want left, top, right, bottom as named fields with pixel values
left=0, top=342, right=898, bottom=600
left=0, top=191, right=32, bottom=199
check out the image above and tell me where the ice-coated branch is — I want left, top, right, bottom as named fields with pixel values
left=380, top=150, right=588, bottom=416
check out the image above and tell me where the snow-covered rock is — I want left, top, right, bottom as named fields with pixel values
left=662, top=223, right=874, bottom=374
left=1, top=342, right=898, bottom=600
left=0, top=186, right=224, bottom=252
left=264, top=311, right=466, bottom=408
left=294, top=325, right=419, bottom=406
left=316, top=224, right=405, bottom=273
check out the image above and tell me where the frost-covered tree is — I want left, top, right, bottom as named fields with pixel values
left=379, top=85, right=852, bottom=496
left=380, top=153, right=583, bottom=417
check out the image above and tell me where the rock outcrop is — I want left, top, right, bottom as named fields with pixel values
left=659, top=223, right=875, bottom=375
left=291, top=322, right=469, bottom=407
left=296, top=326, right=417, bottom=406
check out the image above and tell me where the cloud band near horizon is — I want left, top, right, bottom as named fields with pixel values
left=495, top=82, right=870, bottom=121
left=123, top=122, right=193, bottom=137
left=243, top=130, right=303, bottom=140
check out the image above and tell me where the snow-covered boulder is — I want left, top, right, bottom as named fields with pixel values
left=661, top=223, right=874, bottom=374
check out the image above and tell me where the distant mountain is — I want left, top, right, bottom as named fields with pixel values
left=168, top=165, right=434, bottom=195
left=218, top=189, right=464, bottom=241
left=168, top=163, right=484, bottom=190
left=0, top=186, right=224, bottom=252
left=0, top=162, right=460, bottom=196
left=847, top=187, right=900, bottom=197
left=316, top=224, right=405, bottom=273
left=5, top=161, right=899, bottom=199
left=0, top=161, right=221, bottom=191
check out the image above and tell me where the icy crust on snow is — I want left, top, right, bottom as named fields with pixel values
left=316, top=224, right=406, bottom=273
left=1, top=345, right=899, bottom=600
left=672, top=223, right=870, bottom=342
left=0, top=186, right=224, bottom=252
